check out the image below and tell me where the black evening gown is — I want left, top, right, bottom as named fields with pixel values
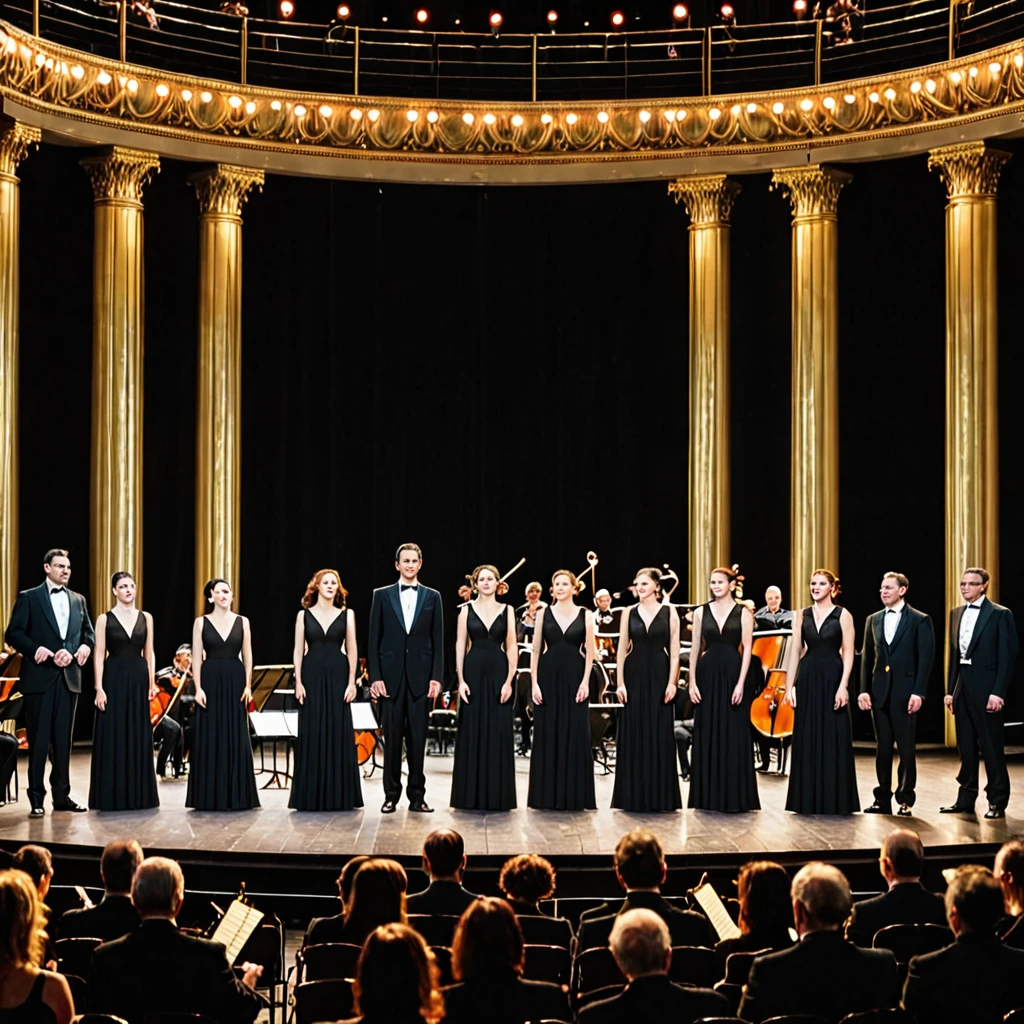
left=786, top=606, right=860, bottom=814
left=186, top=616, right=260, bottom=811
left=612, top=606, right=682, bottom=812
left=290, top=609, right=363, bottom=811
left=89, top=613, right=159, bottom=811
left=527, top=607, right=596, bottom=810
left=688, top=603, right=760, bottom=812
left=451, top=605, right=517, bottom=811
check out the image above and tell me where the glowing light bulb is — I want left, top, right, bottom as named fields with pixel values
left=565, top=112, right=578, bottom=124
left=483, top=113, right=497, bottom=124
left=747, top=102, right=757, bottom=113
left=969, top=66, right=978, bottom=77
left=427, top=110, right=439, bottom=123
left=799, top=98, right=813, bottom=111
left=1015, top=55, right=1023, bottom=68
left=677, top=109, right=687, bottom=120
left=407, top=109, right=419, bottom=121
left=730, top=104, right=741, bottom=116
left=71, top=65, right=84, bottom=80
left=182, top=89, right=193, bottom=101
left=511, top=113, right=523, bottom=126
left=200, top=91, right=213, bottom=103
left=869, top=91, right=879, bottom=102
left=910, top=81, right=921, bottom=93
left=925, top=79, right=936, bottom=93
left=270, top=99, right=282, bottom=110
left=597, top=111, right=609, bottom=123
left=367, top=108, right=380, bottom=121
left=541, top=113, right=552, bottom=124
left=664, top=109, right=676, bottom=122
left=228, top=95, right=242, bottom=108
left=245, top=101, right=256, bottom=114
left=320, top=105, right=333, bottom=117
left=155, top=83, right=169, bottom=97
left=294, top=104, right=307, bottom=116
left=989, top=61, right=1001, bottom=74
left=639, top=109, right=651, bottom=122
left=462, top=112, right=474, bottom=125
left=350, top=107, right=362, bottom=120
left=884, top=87, right=896, bottom=99
left=708, top=107, right=721, bottom=120
left=950, top=71, right=962, bottom=84
left=823, top=96, right=835, bottom=109
left=772, top=101, right=784, bottom=114
left=844, top=93, right=856, bottom=103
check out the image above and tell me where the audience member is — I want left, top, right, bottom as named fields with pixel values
left=579, top=908, right=727, bottom=1024
left=335, top=923, right=444, bottom=1024
left=58, top=839, right=143, bottom=941
left=406, top=830, right=478, bottom=917
left=995, top=839, right=1024, bottom=948
left=89, top=856, right=262, bottom=1024
left=902, top=866, right=1024, bottom=1024
left=307, top=858, right=407, bottom=947
left=498, top=854, right=573, bottom=947
left=441, top=898, right=570, bottom=1024
left=303, top=854, right=370, bottom=946
left=11, top=845, right=53, bottom=902
left=738, top=862, right=900, bottom=1024
left=714, top=860, right=794, bottom=978
left=845, top=829, right=947, bottom=947
left=0, top=869, right=73, bottom=1024
left=578, top=830, right=715, bottom=951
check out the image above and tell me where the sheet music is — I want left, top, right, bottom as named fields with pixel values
left=74, top=885, right=95, bottom=910
left=350, top=703, right=378, bottom=730
left=692, top=880, right=742, bottom=942
left=212, top=899, right=264, bottom=963
left=248, top=710, right=298, bottom=738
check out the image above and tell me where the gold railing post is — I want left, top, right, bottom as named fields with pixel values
left=772, top=165, right=851, bottom=609
left=928, top=141, right=1010, bottom=748
left=80, top=147, right=160, bottom=615
left=703, top=26, right=711, bottom=95
left=0, top=118, right=40, bottom=631
left=669, top=175, right=741, bottom=602
left=814, top=18, right=823, bottom=85
left=354, top=24, right=360, bottom=96
left=189, top=165, right=263, bottom=613
left=948, top=0, right=957, bottom=61
left=531, top=34, right=538, bottom=103
left=118, top=0, right=127, bottom=62
left=240, top=15, right=248, bottom=86
left=32, top=0, right=39, bottom=38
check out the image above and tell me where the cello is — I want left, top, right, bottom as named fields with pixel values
left=749, top=633, right=794, bottom=772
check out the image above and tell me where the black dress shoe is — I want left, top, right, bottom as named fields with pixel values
left=864, top=801, right=891, bottom=814
left=897, top=804, right=913, bottom=817
left=985, top=806, right=1006, bottom=819
left=940, top=803, right=975, bottom=813
left=409, top=801, right=434, bottom=813
left=29, top=806, right=44, bottom=818
left=381, top=799, right=397, bottom=814
left=53, top=799, right=87, bottom=812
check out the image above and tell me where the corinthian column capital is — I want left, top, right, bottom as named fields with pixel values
left=0, top=117, right=41, bottom=178
left=189, top=165, right=264, bottom=218
left=668, top=175, right=741, bottom=226
left=771, top=165, right=851, bottom=220
left=928, top=142, right=1011, bottom=201
left=80, top=147, right=160, bottom=204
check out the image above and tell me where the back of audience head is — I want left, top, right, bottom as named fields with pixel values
left=609, top=908, right=671, bottom=980
left=945, top=866, right=1005, bottom=937
left=101, top=840, right=144, bottom=896
left=499, top=854, right=556, bottom=909
left=880, top=828, right=925, bottom=883
left=791, top=862, right=851, bottom=935
left=422, top=829, right=466, bottom=882
left=737, top=861, right=793, bottom=936
left=996, top=840, right=1024, bottom=916
left=132, top=857, right=184, bottom=919
left=345, top=859, right=408, bottom=943
left=452, top=898, right=523, bottom=981
left=0, top=868, right=46, bottom=967
left=354, top=923, right=443, bottom=1024
left=614, top=829, right=666, bottom=891
left=338, top=855, right=371, bottom=910
left=12, top=844, right=53, bottom=899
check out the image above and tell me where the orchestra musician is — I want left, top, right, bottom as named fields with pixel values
left=754, top=587, right=794, bottom=631
left=154, top=645, right=193, bottom=780
left=515, top=582, right=546, bottom=754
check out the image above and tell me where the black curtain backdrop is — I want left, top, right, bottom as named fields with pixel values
left=14, top=142, right=1024, bottom=744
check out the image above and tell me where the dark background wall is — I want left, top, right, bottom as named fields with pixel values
left=15, top=141, right=1024, bottom=743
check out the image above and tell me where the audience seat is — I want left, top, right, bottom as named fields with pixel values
left=839, top=1010, right=911, bottom=1022
left=62, top=973, right=87, bottom=1013
left=871, top=923, right=954, bottom=963
left=408, top=914, right=460, bottom=946
left=523, top=944, right=572, bottom=986
left=54, top=936, right=102, bottom=979
left=298, top=942, right=362, bottom=982
left=293, top=979, right=355, bottom=1024
left=141, top=1015, right=218, bottom=1024
left=724, top=949, right=769, bottom=985
left=573, top=947, right=626, bottom=995
left=669, top=945, right=719, bottom=987
left=76, top=1016, right=129, bottom=1024
left=236, top=920, right=283, bottom=1024
left=712, top=981, right=745, bottom=1014
left=692, top=1018, right=747, bottom=1024
left=576, top=984, right=626, bottom=1010
left=760, top=1016, right=829, bottom=1024
left=430, top=945, right=454, bottom=986
left=1004, top=1011, right=1024, bottom=1022
left=517, top=914, right=573, bottom=949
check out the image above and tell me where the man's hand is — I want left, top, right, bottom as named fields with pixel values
left=53, top=649, right=73, bottom=668
left=240, top=961, right=264, bottom=989
left=74, top=644, right=91, bottom=666
left=428, top=680, right=441, bottom=700
left=34, top=646, right=54, bottom=664
left=987, top=694, right=1005, bottom=713
left=370, top=680, right=388, bottom=699
left=944, top=693, right=955, bottom=714
left=907, top=695, right=923, bottom=714
left=858, top=693, right=872, bottom=711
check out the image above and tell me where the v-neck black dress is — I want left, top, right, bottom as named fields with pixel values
left=89, top=612, right=159, bottom=811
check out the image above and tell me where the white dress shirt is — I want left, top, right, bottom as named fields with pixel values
left=883, top=599, right=905, bottom=645
left=48, top=582, right=69, bottom=641
left=959, top=597, right=986, bottom=661
left=399, top=581, right=418, bottom=633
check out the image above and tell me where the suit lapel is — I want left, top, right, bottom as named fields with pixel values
left=36, top=583, right=61, bottom=638
left=966, top=599, right=994, bottom=659
left=67, top=591, right=81, bottom=645
left=410, top=586, right=427, bottom=632
left=889, top=606, right=912, bottom=651
left=873, top=610, right=885, bottom=653
left=387, top=584, right=405, bottom=631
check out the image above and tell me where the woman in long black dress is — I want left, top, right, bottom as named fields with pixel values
left=785, top=568, right=860, bottom=815
left=688, top=567, right=759, bottom=812
left=527, top=570, right=596, bottom=810
left=451, top=564, right=518, bottom=810
left=612, top=567, right=681, bottom=812
left=186, top=578, right=260, bottom=811
left=89, top=571, right=158, bottom=811
left=290, top=568, right=363, bottom=811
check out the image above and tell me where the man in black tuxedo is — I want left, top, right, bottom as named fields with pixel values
left=90, top=856, right=262, bottom=1024
left=941, top=566, right=1019, bottom=818
left=738, top=862, right=900, bottom=1024
left=406, top=829, right=479, bottom=916
left=4, top=548, right=95, bottom=816
left=845, top=829, right=947, bottom=947
left=368, top=542, right=444, bottom=814
left=59, top=840, right=143, bottom=941
left=858, top=572, right=934, bottom=816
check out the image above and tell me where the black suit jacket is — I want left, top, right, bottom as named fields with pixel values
left=902, top=932, right=1024, bottom=1024
left=59, top=894, right=140, bottom=942
left=89, top=918, right=261, bottom=1024
left=5, top=582, right=95, bottom=694
left=860, top=604, right=934, bottom=706
left=367, top=583, right=443, bottom=698
left=442, top=972, right=571, bottom=1024
left=845, top=882, right=948, bottom=948
left=303, top=912, right=363, bottom=948
left=579, top=973, right=728, bottom=1024
left=405, top=880, right=478, bottom=917
left=578, top=892, right=716, bottom=951
left=738, top=929, right=900, bottom=1024
left=947, top=598, right=1019, bottom=704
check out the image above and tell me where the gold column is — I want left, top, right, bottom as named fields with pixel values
left=80, top=147, right=160, bottom=615
left=190, top=165, right=263, bottom=612
left=928, top=141, right=1009, bottom=746
left=0, top=118, right=40, bottom=631
left=772, top=165, right=851, bottom=607
left=669, top=175, right=740, bottom=601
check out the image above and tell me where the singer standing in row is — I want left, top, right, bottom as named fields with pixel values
left=89, top=572, right=158, bottom=811
left=290, top=569, right=363, bottom=812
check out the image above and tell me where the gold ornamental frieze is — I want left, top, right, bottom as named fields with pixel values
left=927, top=141, right=1012, bottom=199
left=1, top=20, right=1024, bottom=164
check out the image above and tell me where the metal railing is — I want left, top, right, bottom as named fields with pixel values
left=4, top=0, right=1023, bottom=100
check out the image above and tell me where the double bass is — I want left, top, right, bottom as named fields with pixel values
left=749, top=632, right=794, bottom=773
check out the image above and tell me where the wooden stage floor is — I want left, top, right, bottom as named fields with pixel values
left=1, top=747, right=1021, bottom=862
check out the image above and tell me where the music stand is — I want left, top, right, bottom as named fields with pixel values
left=249, top=711, right=298, bottom=789
left=351, top=701, right=384, bottom=779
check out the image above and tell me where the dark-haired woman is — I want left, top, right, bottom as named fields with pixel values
left=308, top=858, right=408, bottom=947
left=785, top=569, right=860, bottom=815
left=612, top=567, right=682, bottom=812
left=89, top=572, right=158, bottom=811
left=186, top=578, right=260, bottom=811
left=714, top=861, right=794, bottom=978
left=688, top=567, right=759, bottom=813
left=451, top=565, right=518, bottom=811
left=290, top=569, right=363, bottom=812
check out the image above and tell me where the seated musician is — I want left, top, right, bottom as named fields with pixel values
left=516, top=582, right=547, bottom=643
left=0, top=645, right=20, bottom=803
left=155, top=645, right=193, bottom=779
left=754, top=587, right=794, bottom=631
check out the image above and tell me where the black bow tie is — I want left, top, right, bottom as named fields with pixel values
left=965, top=604, right=980, bottom=611
left=50, top=587, right=66, bottom=594
left=886, top=609, right=896, bottom=614
left=400, top=584, right=417, bottom=592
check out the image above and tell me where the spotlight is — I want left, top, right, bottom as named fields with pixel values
left=546, top=8, right=558, bottom=24
left=415, top=7, right=428, bottom=23
left=610, top=9, right=625, bottom=27
left=489, top=9, right=502, bottom=27
left=793, top=0, right=807, bottom=14
left=336, top=3, right=350, bottom=18
left=279, top=0, right=294, bottom=16
left=672, top=3, right=688, bottom=21
left=719, top=2, right=735, bottom=19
